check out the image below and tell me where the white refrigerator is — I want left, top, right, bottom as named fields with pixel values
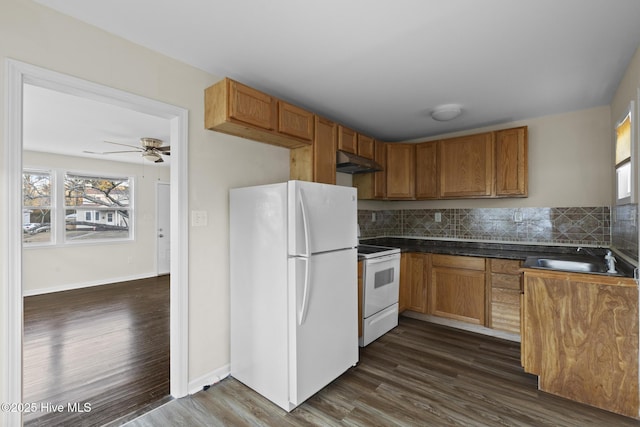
left=229, top=180, right=359, bottom=412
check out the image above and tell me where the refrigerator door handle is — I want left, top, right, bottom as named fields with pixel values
left=298, top=257, right=311, bottom=326
left=299, top=188, right=311, bottom=257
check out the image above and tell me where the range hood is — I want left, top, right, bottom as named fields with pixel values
left=336, top=150, right=383, bottom=174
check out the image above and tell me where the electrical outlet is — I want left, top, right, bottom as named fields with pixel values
left=434, top=212, right=442, bottom=223
left=372, top=212, right=377, bottom=222
left=513, top=211, right=524, bottom=223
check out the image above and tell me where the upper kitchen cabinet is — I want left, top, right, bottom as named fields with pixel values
left=278, top=101, right=314, bottom=142
left=352, top=140, right=387, bottom=199
left=386, top=143, right=416, bottom=199
left=357, top=134, right=375, bottom=159
left=495, top=126, right=528, bottom=197
left=440, top=132, right=494, bottom=198
left=338, top=125, right=358, bottom=154
left=205, top=77, right=313, bottom=149
left=415, top=140, right=438, bottom=199
left=290, top=116, right=337, bottom=185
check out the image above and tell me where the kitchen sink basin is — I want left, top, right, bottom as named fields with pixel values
left=535, top=258, right=607, bottom=273
left=523, top=255, right=624, bottom=275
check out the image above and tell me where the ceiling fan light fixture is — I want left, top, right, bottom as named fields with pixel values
left=142, top=151, right=162, bottom=162
left=431, top=104, right=463, bottom=121
left=140, top=137, right=163, bottom=148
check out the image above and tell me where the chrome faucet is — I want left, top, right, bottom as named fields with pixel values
left=605, top=250, right=617, bottom=273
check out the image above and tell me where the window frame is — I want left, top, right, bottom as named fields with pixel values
left=22, top=167, right=135, bottom=247
left=22, top=168, right=55, bottom=246
left=614, top=101, right=636, bottom=205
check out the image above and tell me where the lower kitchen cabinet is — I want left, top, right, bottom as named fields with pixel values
left=399, top=252, right=429, bottom=313
left=430, top=254, right=486, bottom=325
left=522, top=269, right=638, bottom=417
left=488, top=259, right=522, bottom=333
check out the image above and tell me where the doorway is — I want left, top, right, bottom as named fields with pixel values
left=3, top=59, right=189, bottom=426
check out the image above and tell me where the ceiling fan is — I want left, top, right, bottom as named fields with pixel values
left=83, top=137, right=170, bottom=163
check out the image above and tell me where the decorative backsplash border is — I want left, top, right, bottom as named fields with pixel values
left=359, top=206, right=614, bottom=247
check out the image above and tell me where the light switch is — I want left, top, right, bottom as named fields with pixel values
left=434, top=212, right=442, bottom=223
left=514, top=211, right=524, bottom=223
left=192, top=210, right=208, bottom=227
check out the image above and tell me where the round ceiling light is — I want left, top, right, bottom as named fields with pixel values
left=431, top=104, right=462, bottom=121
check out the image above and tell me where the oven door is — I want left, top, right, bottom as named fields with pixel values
left=363, top=254, right=400, bottom=318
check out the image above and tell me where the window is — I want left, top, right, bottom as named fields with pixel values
left=22, top=169, right=133, bottom=245
left=64, top=173, right=132, bottom=242
left=22, top=170, right=53, bottom=244
left=615, top=104, right=634, bottom=204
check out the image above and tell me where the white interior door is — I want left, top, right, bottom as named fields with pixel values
left=157, top=182, right=170, bottom=275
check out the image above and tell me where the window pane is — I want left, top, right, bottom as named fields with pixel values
left=64, top=174, right=130, bottom=208
left=616, top=114, right=631, bottom=165
left=617, top=161, right=631, bottom=200
left=23, top=171, right=52, bottom=244
left=64, top=174, right=132, bottom=242
left=22, top=209, right=51, bottom=244
left=23, top=172, right=51, bottom=207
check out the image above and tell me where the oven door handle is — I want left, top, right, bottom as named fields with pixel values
left=365, top=254, right=400, bottom=264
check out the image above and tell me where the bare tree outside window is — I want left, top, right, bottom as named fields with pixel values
left=64, top=174, right=132, bottom=241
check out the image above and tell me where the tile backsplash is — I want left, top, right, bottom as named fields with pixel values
left=359, top=206, right=613, bottom=247
left=612, top=204, right=638, bottom=260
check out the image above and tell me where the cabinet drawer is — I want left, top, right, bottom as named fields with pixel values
left=491, top=259, right=522, bottom=274
left=491, top=272, right=522, bottom=290
left=432, top=254, right=485, bottom=271
left=492, top=288, right=521, bottom=305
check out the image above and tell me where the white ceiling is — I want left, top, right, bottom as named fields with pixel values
left=32, top=0, right=640, bottom=141
left=23, top=84, right=171, bottom=165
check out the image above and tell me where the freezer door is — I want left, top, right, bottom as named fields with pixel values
left=288, top=181, right=357, bottom=256
left=288, top=248, right=358, bottom=409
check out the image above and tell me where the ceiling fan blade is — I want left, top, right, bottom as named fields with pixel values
left=155, top=146, right=171, bottom=152
left=104, top=140, right=141, bottom=150
left=83, top=150, right=141, bottom=155
left=153, top=156, right=164, bottom=163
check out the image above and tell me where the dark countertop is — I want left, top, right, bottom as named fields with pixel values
left=360, top=237, right=636, bottom=278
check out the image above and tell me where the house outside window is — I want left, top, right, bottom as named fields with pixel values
left=23, top=170, right=133, bottom=245
left=65, top=173, right=132, bottom=242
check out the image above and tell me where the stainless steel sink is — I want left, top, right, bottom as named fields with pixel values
left=535, top=258, right=607, bottom=273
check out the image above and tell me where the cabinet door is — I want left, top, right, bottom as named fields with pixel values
left=338, top=126, right=357, bottom=154
left=228, top=80, right=276, bottom=130
left=439, top=133, right=494, bottom=197
left=407, top=253, right=428, bottom=313
left=373, top=141, right=387, bottom=199
left=278, top=101, right=314, bottom=142
left=313, top=116, right=337, bottom=184
left=415, top=141, right=438, bottom=199
left=489, top=259, right=522, bottom=334
left=386, top=143, right=415, bottom=199
left=352, top=140, right=387, bottom=200
left=357, top=134, right=375, bottom=159
left=430, top=255, right=486, bottom=325
left=495, top=126, right=528, bottom=196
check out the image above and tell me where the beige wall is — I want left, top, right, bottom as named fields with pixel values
left=22, top=151, right=170, bottom=294
left=359, top=105, right=613, bottom=210
left=0, top=0, right=290, bottom=401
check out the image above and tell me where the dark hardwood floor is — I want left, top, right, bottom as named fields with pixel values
left=22, top=275, right=170, bottom=427
left=127, top=316, right=640, bottom=427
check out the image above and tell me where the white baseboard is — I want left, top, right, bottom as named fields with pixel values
left=22, top=272, right=160, bottom=296
left=188, top=364, right=230, bottom=395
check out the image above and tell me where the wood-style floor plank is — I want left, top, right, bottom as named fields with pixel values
left=22, top=276, right=170, bottom=427
left=126, top=317, right=640, bottom=427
